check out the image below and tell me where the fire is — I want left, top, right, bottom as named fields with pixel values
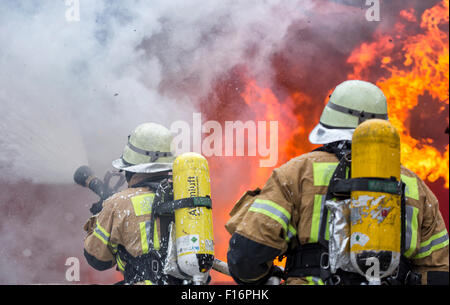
left=348, top=0, right=449, bottom=188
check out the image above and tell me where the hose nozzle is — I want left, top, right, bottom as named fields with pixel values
left=74, top=165, right=94, bottom=187
left=73, top=165, right=107, bottom=199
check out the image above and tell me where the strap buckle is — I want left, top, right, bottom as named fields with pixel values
left=152, top=259, right=159, bottom=273
left=330, top=274, right=341, bottom=285
left=320, top=252, right=330, bottom=269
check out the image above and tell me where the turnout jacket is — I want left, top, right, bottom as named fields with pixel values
left=83, top=173, right=170, bottom=285
left=226, top=151, right=449, bottom=285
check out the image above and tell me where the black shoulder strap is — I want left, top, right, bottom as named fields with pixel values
left=130, top=174, right=172, bottom=191
left=316, top=141, right=352, bottom=249
left=313, top=140, right=352, bottom=161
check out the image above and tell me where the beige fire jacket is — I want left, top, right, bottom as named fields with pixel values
left=226, top=151, right=449, bottom=285
left=83, top=173, right=165, bottom=285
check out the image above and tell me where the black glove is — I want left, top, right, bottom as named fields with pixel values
left=90, top=201, right=103, bottom=215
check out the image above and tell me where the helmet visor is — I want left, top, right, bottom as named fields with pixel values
left=308, top=123, right=355, bottom=145
left=112, top=158, right=173, bottom=173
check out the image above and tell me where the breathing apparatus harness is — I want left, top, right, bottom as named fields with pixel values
left=283, top=141, right=421, bottom=285
left=116, top=175, right=212, bottom=285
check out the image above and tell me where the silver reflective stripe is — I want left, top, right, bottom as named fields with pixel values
left=250, top=202, right=290, bottom=227
left=286, top=225, right=297, bottom=242
left=287, top=228, right=296, bottom=240
left=145, top=220, right=153, bottom=248
left=415, top=233, right=449, bottom=258
left=312, top=277, right=322, bottom=285
left=404, top=205, right=413, bottom=251
left=319, top=196, right=329, bottom=241
left=404, top=205, right=419, bottom=258
left=94, top=227, right=110, bottom=243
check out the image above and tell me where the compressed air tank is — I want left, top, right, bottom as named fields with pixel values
left=172, top=152, right=215, bottom=284
left=350, top=119, right=401, bottom=284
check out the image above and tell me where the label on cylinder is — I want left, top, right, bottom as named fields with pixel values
left=350, top=190, right=401, bottom=277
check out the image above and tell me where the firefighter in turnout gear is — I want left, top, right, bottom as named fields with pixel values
left=226, top=80, right=449, bottom=285
left=83, top=122, right=183, bottom=285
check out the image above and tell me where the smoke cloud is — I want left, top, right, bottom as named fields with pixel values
left=0, top=0, right=312, bottom=184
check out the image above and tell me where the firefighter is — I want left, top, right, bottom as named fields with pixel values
left=83, top=122, right=183, bottom=285
left=226, top=80, right=449, bottom=285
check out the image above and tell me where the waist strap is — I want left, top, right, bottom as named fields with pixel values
left=285, top=243, right=421, bottom=285
left=117, top=245, right=183, bottom=285
left=285, top=243, right=333, bottom=281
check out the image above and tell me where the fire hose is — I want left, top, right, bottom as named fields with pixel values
left=73, top=165, right=231, bottom=277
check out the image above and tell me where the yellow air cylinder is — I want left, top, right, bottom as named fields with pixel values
left=173, top=152, right=214, bottom=284
left=350, top=119, right=401, bottom=283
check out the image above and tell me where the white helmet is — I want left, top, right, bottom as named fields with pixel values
left=112, top=122, right=175, bottom=173
left=309, top=80, right=388, bottom=144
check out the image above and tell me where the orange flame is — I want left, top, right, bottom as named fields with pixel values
left=348, top=0, right=449, bottom=188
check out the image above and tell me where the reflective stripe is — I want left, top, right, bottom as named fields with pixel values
left=414, top=230, right=449, bottom=259
left=93, top=220, right=110, bottom=245
left=140, top=222, right=150, bottom=254
left=401, top=174, right=419, bottom=200
left=404, top=205, right=419, bottom=258
left=144, top=280, right=153, bottom=285
left=110, top=242, right=118, bottom=254
left=310, top=195, right=323, bottom=243
left=313, top=162, right=338, bottom=186
left=139, top=221, right=160, bottom=254
left=131, top=194, right=155, bottom=216
left=93, top=230, right=109, bottom=245
left=325, top=210, right=331, bottom=241
left=153, top=221, right=160, bottom=251
left=303, top=276, right=325, bottom=285
left=249, top=199, right=291, bottom=231
left=116, top=254, right=125, bottom=272
left=286, top=224, right=297, bottom=242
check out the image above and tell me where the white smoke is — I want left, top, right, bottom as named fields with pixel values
left=0, top=0, right=309, bottom=184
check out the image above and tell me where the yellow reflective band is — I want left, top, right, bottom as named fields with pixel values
left=96, top=219, right=110, bottom=238
left=253, top=199, right=291, bottom=220
left=303, top=276, right=325, bottom=285
left=249, top=206, right=288, bottom=232
left=414, top=230, right=449, bottom=259
left=144, top=280, right=153, bottom=285
left=420, top=230, right=448, bottom=248
left=404, top=206, right=419, bottom=258
left=285, top=224, right=297, bottom=242
left=116, top=255, right=125, bottom=272
left=153, top=221, right=160, bottom=251
left=140, top=222, right=149, bottom=254
left=249, top=199, right=291, bottom=232
left=313, top=162, right=338, bottom=186
left=93, top=220, right=110, bottom=245
left=325, top=209, right=330, bottom=241
left=401, top=174, right=419, bottom=200
left=309, top=195, right=323, bottom=243
left=93, top=230, right=109, bottom=245
left=110, top=242, right=118, bottom=254
left=131, top=193, right=155, bottom=216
